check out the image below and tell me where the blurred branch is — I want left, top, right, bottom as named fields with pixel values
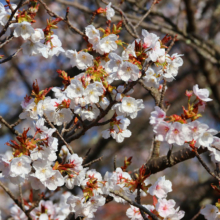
left=109, top=189, right=159, bottom=220
left=132, top=147, right=208, bottom=178
left=0, top=48, right=22, bottom=64
left=37, top=0, right=85, bottom=36
left=0, top=115, right=21, bottom=136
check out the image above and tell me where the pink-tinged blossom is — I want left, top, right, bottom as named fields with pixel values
left=154, top=121, right=171, bottom=141
left=65, top=168, right=87, bottom=188
left=148, top=176, right=172, bottom=198
left=148, top=41, right=165, bottom=62
left=156, top=199, right=176, bottom=218
left=164, top=207, right=185, bottom=220
left=188, top=121, right=209, bottom=141
left=0, top=151, right=13, bottom=176
left=106, top=3, right=115, bottom=20
left=9, top=155, right=31, bottom=178
left=54, top=108, right=73, bottom=126
left=118, top=61, right=140, bottom=82
left=200, top=204, right=218, bottom=220
left=166, top=122, right=191, bottom=146
left=29, top=173, right=46, bottom=190
left=149, top=106, right=166, bottom=126
left=67, top=153, right=83, bottom=172
left=122, top=42, right=136, bottom=60
left=67, top=195, right=85, bottom=217
left=142, top=29, right=159, bottom=48
left=193, top=84, right=212, bottom=102
left=10, top=205, right=27, bottom=220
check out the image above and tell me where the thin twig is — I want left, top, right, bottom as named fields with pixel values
left=19, top=184, right=25, bottom=212
left=114, top=155, right=117, bottom=171
left=134, top=0, right=157, bottom=29
left=43, top=114, right=73, bottom=154
left=109, top=189, right=159, bottom=220
left=38, top=0, right=85, bottom=36
left=136, top=187, right=149, bottom=220
left=195, top=149, right=220, bottom=181
left=0, top=0, right=24, bottom=38
left=0, top=48, right=22, bottom=64
left=0, top=115, right=21, bottom=136
left=83, top=156, right=103, bottom=167
left=0, top=180, right=32, bottom=220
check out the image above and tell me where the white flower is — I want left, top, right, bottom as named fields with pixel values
left=46, top=34, right=65, bottom=58
left=9, top=155, right=32, bottom=178
left=115, top=129, right=132, bottom=143
left=43, top=170, right=65, bottom=190
left=200, top=204, right=218, bottom=220
left=30, top=28, right=44, bottom=42
left=148, top=41, right=165, bottom=62
left=76, top=51, right=93, bottom=70
left=11, top=21, right=35, bottom=40
left=54, top=108, right=73, bottom=126
left=96, top=34, right=117, bottom=54
left=106, top=3, right=115, bottom=20
left=142, top=68, right=159, bottom=88
left=193, top=84, right=212, bottom=102
left=33, top=160, right=53, bottom=181
left=198, top=128, right=218, bottom=148
left=118, top=61, right=140, bottom=82
left=121, top=97, right=138, bottom=114
left=21, top=41, right=48, bottom=58
left=66, top=50, right=78, bottom=67
left=166, top=122, right=192, bottom=146
left=122, top=41, right=136, bottom=60
left=67, top=154, right=83, bottom=172
left=84, top=82, right=104, bottom=103
left=66, top=79, right=84, bottom=99
left=0, top=151, right=14, bottom=176
left=29, top=173, right=46, bottom=190
left=85, top=25, right=100, bottom=46
left=148, top=176, right=172, bottom=198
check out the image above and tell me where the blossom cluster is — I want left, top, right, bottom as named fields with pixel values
left=0, top=0, right=216, bottom=219
left=150, top=84, right=220, bottom=163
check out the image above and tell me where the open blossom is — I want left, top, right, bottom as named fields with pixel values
left=148, top=176, right=172, bottom=198
left=76, top=51, right=93, bottom=70
left=142, top=68, right=160, bottom=88
left=96, top=34, right=117, bottom=54
left=11, top=21, right=35, bottom=40
left=142, top=29, right=159, bottom=48
left=106, top=3, right=115, bottom=20
left=46, top=34, right=65, bottom=58
left=154, top=121, right=171, bottom=141
left=43, top=170, right=65, bottom=190
left=156, top=199, right=176, bottom=218
left=148, top=41, right=165, bottom=62
left=84, top=82, right=104, bottom=103
left=118, top=61, right=140, bottom=82
left=21, top=41, right=48, bottom=58
left=30, top=28, right=44, bottom=42
left=193, top=84, right=212, bottom=102
left=9, top=155, right=32, bottom=178
left=149, top=106, right=166, bottom=126
left=200, top=204, right=219, bottom=220
left=66, top=79, right=84, bottom=99
left=166, top=122, right=191, bottom=146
